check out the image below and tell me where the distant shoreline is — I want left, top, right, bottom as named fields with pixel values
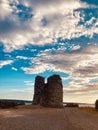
left=0, top=99, right=94, bottom=107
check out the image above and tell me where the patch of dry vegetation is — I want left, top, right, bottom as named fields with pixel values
left=80, top=107, right=98, bottom=116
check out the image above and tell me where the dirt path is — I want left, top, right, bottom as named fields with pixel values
left=0, top=107, right=98, bottom=130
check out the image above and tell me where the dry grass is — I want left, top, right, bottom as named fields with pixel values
left=79, top=107, right=98, bottom=116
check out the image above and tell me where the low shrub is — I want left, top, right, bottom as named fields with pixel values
left=95, top=99, right=98, bottom=110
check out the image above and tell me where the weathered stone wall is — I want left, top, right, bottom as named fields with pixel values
left=33, top=74, right=63, bottom=108
left=40, top=83, right=49, bottom=106
left=32, top=76, right=45, bottom=105
left=46, top=75, right=63, bottom=107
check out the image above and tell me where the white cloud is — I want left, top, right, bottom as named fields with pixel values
left=24, top=81, right=33, bottom=83
left=16, top=56, right=28, bottom=60
left=61, top=76, right=72, bottom=80
left=0, top=0, right=12, bottom=20
left=70, top=45, right=81, bottom=51
left=22, top=45, right=98, bottom=88
left=21, top=64, right=50, bottom=74
left=0, top=60, right=13, bottom=68
left=63, top=83, right=98, bottom=94
left=0, top=0, right=97, bottom=52
left=12, top=67, right=18, bottom=71
left=24, top=80, right=34, bottom=86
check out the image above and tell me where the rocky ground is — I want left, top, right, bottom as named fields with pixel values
left=0, top=106, right=98, bottom=130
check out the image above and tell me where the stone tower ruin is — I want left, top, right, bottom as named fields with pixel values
left=32, top=74, right=63, bottom=107
left=33, top=76, right=45, bottom=105
left=46, top=75, right=63, bottom=107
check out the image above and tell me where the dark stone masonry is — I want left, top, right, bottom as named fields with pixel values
left=33, top=76, right=45, bottom=105
left=33, top=74, right=63, bottom=108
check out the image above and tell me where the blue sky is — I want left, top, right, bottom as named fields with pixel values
left=0, top=0, right=98, bottom=103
